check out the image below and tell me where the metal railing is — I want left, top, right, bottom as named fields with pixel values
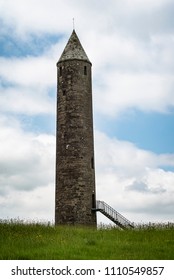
left=95, top=200, right=134, bottom=229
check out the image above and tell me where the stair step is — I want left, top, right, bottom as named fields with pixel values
left=94, top=200, right=134, bottom=229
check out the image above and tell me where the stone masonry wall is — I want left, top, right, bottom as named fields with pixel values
left=55, top=59, right=96, bottom=226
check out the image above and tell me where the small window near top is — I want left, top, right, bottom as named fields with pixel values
left=59, top=67, right=62, bottom=76
left=84, top=66, right=87, bottom=75
left=63, top=90, right=66, bottom=96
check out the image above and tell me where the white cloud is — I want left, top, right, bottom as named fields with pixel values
left=0, top=114, right=55, bottom=220
left=0, top=115, right=55, bottom=222
left=0, top=47, right=59, bottom=115
left=0, top=0, right=80, bottom=37
left=0, top=116, right=55, bottom=192
left=0, top=0, right=173, bottom=39
left=94, top=72, right=174, bottom=117
left=120, top=0, right=173, bottom=11
left=0, top=86, right=55, bottom=115
left=89, top=31, right=174, bottom=117
left=0, top=184, right=54, bottom=222
left=95, top=131, right=174, bottom=223
left=0, top=55, right=55, bottom=87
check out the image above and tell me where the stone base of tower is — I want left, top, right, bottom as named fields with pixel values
left=55, top=194, right=97, bottom=226
left=55, top=201, right=97, bottom=227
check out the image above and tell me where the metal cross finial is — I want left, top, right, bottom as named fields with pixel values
left=73, top=18, right=75, bottom=30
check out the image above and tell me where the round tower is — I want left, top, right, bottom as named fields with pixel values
left=55, top=30, right=96, bottom=226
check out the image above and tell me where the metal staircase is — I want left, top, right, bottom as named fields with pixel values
left=93, top=200, right=134, bottom=229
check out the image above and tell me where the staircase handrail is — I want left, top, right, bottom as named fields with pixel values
left=96, top=200, right=134, bottom=228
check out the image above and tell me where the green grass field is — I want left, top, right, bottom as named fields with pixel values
left=0, top=221, right=174, bottom=260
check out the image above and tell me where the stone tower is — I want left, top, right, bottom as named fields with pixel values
left=55, top=30, right=96, bottom=226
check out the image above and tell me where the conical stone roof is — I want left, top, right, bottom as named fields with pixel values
left=58, top=30, right=91, bottom=64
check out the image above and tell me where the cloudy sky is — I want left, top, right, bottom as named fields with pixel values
left=0, top=0, right=174, bottom=225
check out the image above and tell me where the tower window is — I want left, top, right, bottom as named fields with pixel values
left=91, top=157, right=94, bottom=169
left=59, top=67, right=62, bottom=76
left=92, top=193, right=96, bottom=208
left=63, top=90, right=66, bottom=96
left=84, top=66, right=87, bottom=75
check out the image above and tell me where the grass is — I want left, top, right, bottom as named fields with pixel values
left=0, top=221, right=174, bottom=260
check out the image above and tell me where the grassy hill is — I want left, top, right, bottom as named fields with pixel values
left=0, top=221, right=174, bottom=260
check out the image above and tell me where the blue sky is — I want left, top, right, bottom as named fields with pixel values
left=95, top=110, right=174, bottom=154
left=0, top=0, right=174, bottom=224
left=0, top=33, right=60, bottom=57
